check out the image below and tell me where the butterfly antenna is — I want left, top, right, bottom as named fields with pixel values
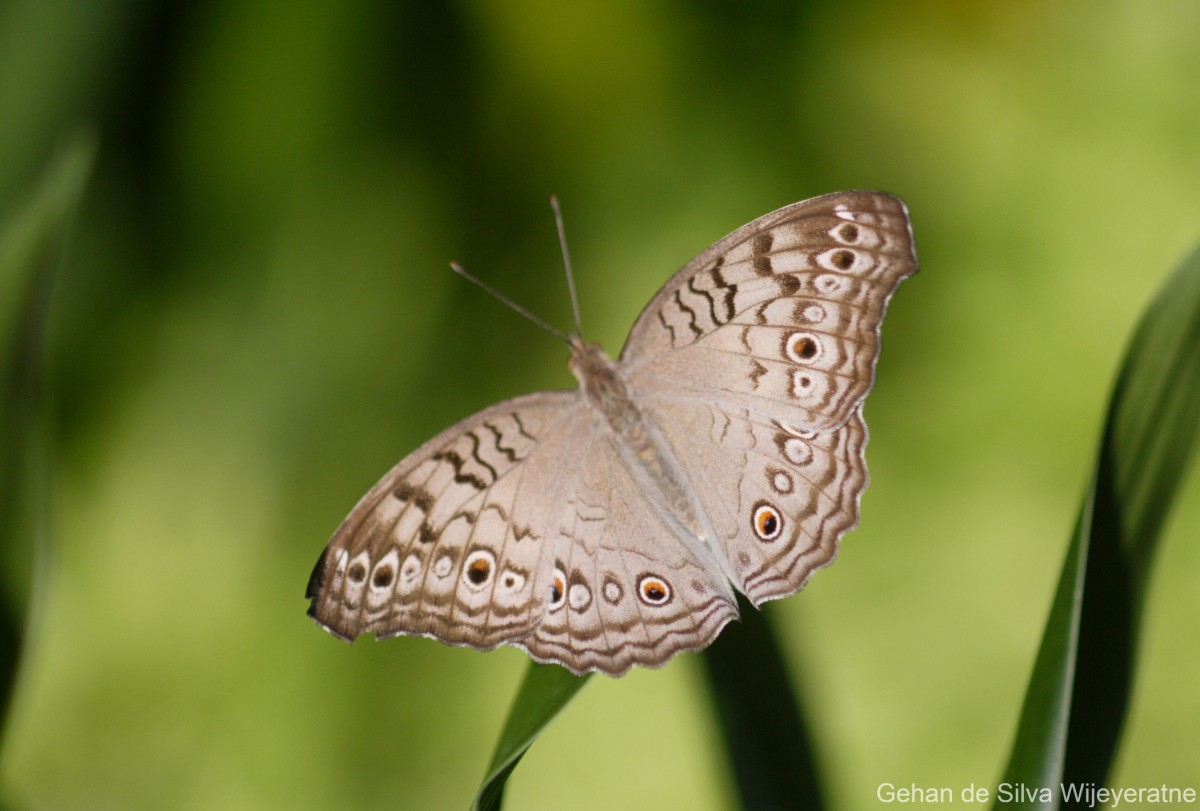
left=551, top=195, right=585, bottom=339
left=449, top=261, right=572, bottom=345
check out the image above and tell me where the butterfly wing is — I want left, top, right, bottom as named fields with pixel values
left=307, top=390, right=738, bottom=675
left=514, top=426, right=738, bottom=675
left=621, top=190, right=917, bottom=432
left=307, top=392, right=586, bottom=650
left=619, top=191, right=915, bottom=602
left=645, top=397, right=869, bottom=605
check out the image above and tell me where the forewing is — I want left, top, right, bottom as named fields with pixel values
left=306, top=391, right=586, bottom=651
left=621, top=190, right=916, bottom=431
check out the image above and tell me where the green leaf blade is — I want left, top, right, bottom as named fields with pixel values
left=700, top=597, right=825, bottom=811
left=1, top=131, right=95, bottom=739
left=471, top=663, right=591, bottom=811
left=993, top=245, right=1200, bottom=809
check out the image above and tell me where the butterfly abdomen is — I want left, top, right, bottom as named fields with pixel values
left=568, top=338, right=735, bottom=594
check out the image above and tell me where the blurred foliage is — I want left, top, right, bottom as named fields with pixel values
left=2, top=1, right=1199, bottom=809
left=0, top=125, right=95, bottom=762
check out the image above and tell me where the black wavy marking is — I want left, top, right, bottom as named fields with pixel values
left=477, top=503, right=541, bottom=542
left=512, top=412, right=536, bottom=443
left=688, top=268, right=738, bottom=328
left=484, top=421, right=519, bottom=464
left=432, top=448, right=488, bottom=489
left=711, top=264, right=738, bottom=322
left=673, top=289, right=703, bottom=338
left=658, top=309, right=678, bottom=343
left=432, top=430, right=497, bottom=491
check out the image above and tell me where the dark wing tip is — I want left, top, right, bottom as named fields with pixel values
left=305, top=546, right=331, bottom=600
left=305, top=546, right=356, bottom=643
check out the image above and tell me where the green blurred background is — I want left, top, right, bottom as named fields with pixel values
left=3, top=1, right=1199, bottom=808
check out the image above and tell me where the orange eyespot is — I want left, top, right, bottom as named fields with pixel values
left=468, top=560, right=489, bottom=583
left=548, top=569, right=567, bottom=608
left=786, top=332, right=822, bottom=363
left=463, top=550, right=496, bottom=589
left=753, top=502, right=783, bottom=541
left=638, top=576, right=671, bottom=606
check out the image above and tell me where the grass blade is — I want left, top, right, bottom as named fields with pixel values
left=0, top=130, right=96, bottom=744
left=701, top=596, right=824, bottom=810
left=471, top=663, right=591, bottom=811
left=994, top=244, right=1200, bottom=808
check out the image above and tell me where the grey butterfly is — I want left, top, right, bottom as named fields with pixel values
left=306, top=190, right=917, bottom=676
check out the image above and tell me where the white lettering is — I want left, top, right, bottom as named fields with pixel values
left=876, top=783, right=953, bottom=803
left=1000, top=783, right=1053, bottom=804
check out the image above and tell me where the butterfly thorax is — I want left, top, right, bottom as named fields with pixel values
left=568, top=338, right=715, bottom=547
left=568, top=340, right=642, bottom=436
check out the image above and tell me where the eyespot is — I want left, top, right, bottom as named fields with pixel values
left=799, top=302, right=827, bottom=324
left=768, top=467, right=794, bottom=494
left=602, top=577, right=623, bottom=605
left=568, top=583, right=592, bottom=612
left=370, top=550, right=399, bottom=590
left=499, top=568, right=526, bottom=593
left=782, top=436, right=813, bottom=466
left=548, top=568, right=567, bottom=610
left=830, top=249, right=855, bottom=270
left=835, top=223, right=860, bottom=243
left=399, top=554, right=423, bottom=590
left=785, top=332, right=822, bottom=364
left=815, top=271, right=848, bottom=293
left=752, top=502, right=784, bottom=542
left=792, top=372, right=815, bottom=398
left=638, top=575, right=672, bottom=606
left=433, top=553, right=455, bottom=578
left=462, top=549, right=496, bottom=590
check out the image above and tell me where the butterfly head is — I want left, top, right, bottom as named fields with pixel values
left=566, top=337, right=613, bottom=382
left=567, top=337, right=626, bottom=409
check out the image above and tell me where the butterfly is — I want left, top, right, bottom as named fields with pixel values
left=306, top=190, right=917, bottom=676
